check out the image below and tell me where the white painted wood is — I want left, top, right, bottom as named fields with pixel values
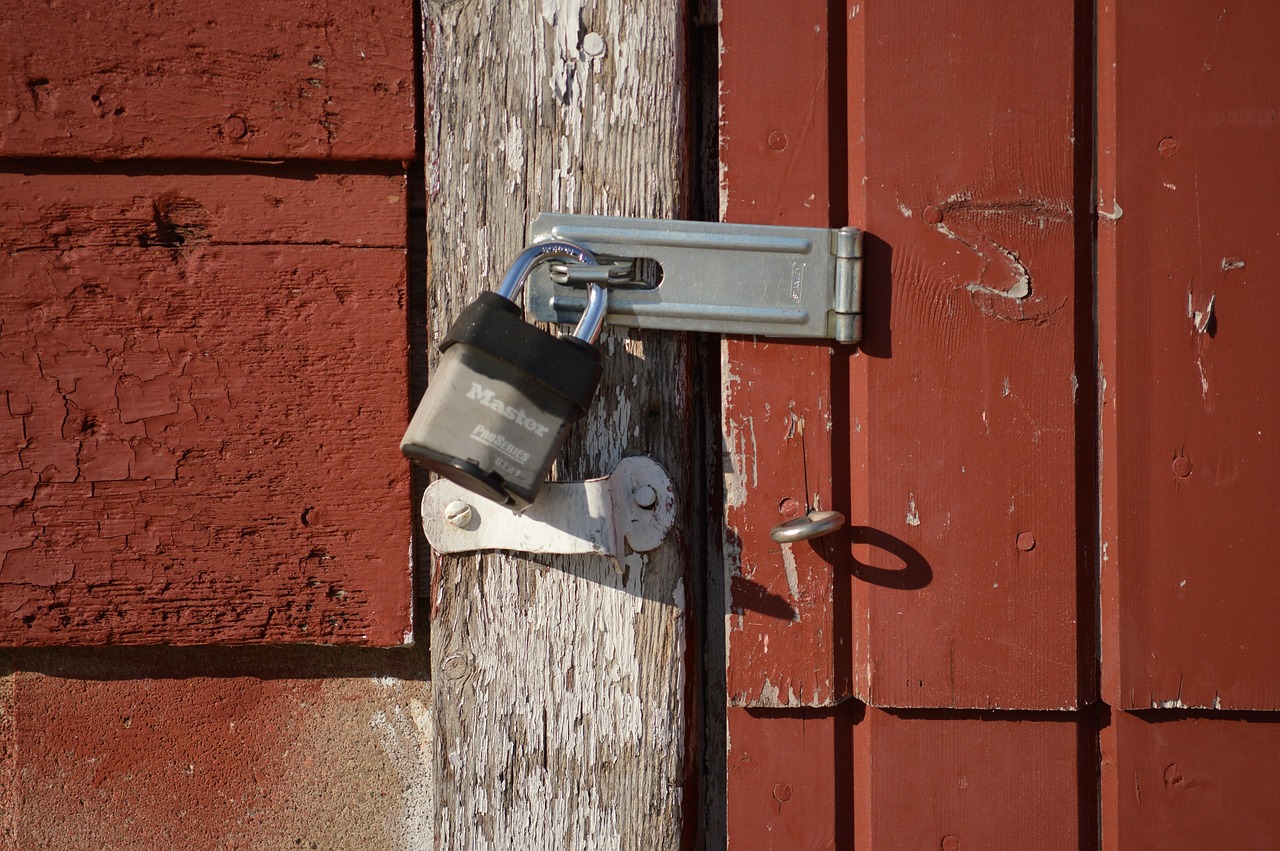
left=422, top=1, right=692, bottom=847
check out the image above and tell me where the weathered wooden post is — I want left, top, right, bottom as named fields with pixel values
left=422, top=2, right=695, bottom=846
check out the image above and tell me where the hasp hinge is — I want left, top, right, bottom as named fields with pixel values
left=526, top=214, right=864, bottom=344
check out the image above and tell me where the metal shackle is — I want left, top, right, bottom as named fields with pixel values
left=496, top=240, right=609, bottom=345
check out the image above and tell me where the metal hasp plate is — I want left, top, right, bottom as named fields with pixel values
left=420, top=456, right=675, bottom=569
left=527, top=214, right=864, bottom=343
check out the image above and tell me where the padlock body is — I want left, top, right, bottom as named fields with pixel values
left=401, top=293, right=601, bottom=508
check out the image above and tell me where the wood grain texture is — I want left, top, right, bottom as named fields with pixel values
left=1101, top=709, right=1280, bottom=851
left=0, top=0, right=414, bottom=161
left=848, top=0, right=1086, bottom=709
left=422, top=1, right=692, bottom=847
left=0, top=173, right=411, bottom=645
left=1098, top=0, right=1280, bottom=710
left=854, top=707, right=1089, bottom=851
left=720, top=0, right=849, bottom=710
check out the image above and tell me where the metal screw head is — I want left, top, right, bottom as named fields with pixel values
left=222, top=115, right=248, bottom=140
left=633, top=485, right=658, bottom=509
left=444, top=500, right=474, bottom=528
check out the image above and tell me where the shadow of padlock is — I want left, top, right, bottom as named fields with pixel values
left=401, top=242, right=608, bottom=509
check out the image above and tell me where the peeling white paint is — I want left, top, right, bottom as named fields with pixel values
left=779, top=544, right=801, bottom=614
left=1191, top=293, right=1216, bottom=334
left=906, top=494, right=920, bottom=527
left=1099, top=201, right=1124, bottom=220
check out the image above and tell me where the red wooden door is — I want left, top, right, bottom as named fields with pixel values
left=717, top=1, right=1280, bottom=848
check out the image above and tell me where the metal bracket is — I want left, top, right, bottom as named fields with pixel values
left=527, top=213, right=864, bottom=344
left=420, top=456, right=675, bottom=569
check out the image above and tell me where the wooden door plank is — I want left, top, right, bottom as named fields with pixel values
left=0, top=172, right=411, bottom=645
left=1098, top=0, right=1280, bottom=710
left=725, top=705, right=852, bottom=850
left=423, top=2, right=692, bottom=846
left=1101, top=709, right=1280, bottom=850
left=0, top=0, right=414, bottom=161
left=854, top=707, right=1091, bottom=851
left=721, top=0, right=850, bottom=710
left=848, top=0, right=1087, bottom=709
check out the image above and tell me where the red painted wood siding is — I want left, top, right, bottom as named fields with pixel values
left=846, top=0, right=1087, bottom=711
left=0, top=2, right=415, bottom=645
left=1101, top=709, right=1280, bottom=850
left=718, top=0, right=1280, bottom=847
left=1098, top=0, right=1280, bottom=712
left=720, top=0, right=847, bottom=710
left=0, top=0, right=415, bottom=161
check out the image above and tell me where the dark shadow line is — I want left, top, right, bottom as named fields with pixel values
left=1125, top=707, right=1280, bottom=724
left=0, top=157, right=406, bottom=179
left=0, top=642, right=428, bottom=682
left=1075, top=0, right=1102, bottom=710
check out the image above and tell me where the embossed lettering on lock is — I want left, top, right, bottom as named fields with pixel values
left=400, top=242, right=608, bottom=509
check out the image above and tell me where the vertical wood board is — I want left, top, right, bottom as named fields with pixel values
left=848, top=0, right=1086, bottom=709
left=1098, top=0, right=1280, bottom=710
left=0, top=173, right=411, bottom=645
left=720, top=0, right=849, bottom=710
left=0, top=0, right=415, bottom=161
left=1101, top=709, right=1280, bottom=851
left=725, top=706, right=852, bottom=850
left=854, top=707, right=1090, bottom=851
left=423, top=1, right=692, bottom=847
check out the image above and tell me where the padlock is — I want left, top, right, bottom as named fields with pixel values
left=400, top=241, right=608, bottom=509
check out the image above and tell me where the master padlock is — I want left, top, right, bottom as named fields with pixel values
left=400, top=241, right=608, bottom=509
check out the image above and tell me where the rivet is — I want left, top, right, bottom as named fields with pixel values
left=222, top=115, right=248, bottom=140
left=942, top=836, right=961, bottom=851
left=1016, top=531, right=1036, bottom=552
left=767, top=130, right=789, bottom=152
left=1158, top=136, right=1179, bottom=157
left=772, top=783, right=793, bottom=802
left=1172, top=456, right=1193, bottom=478
left=778, top=497, right=802, bottom=518
left=1164, top=763, right=1184, bottom=786
left=923, top=205, right=943, bottom=225
left=633, top=485, right=658, bottom=509
left=444, top=500, right=474, bottom=528
left=583, top=32, right=607, bottom=58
